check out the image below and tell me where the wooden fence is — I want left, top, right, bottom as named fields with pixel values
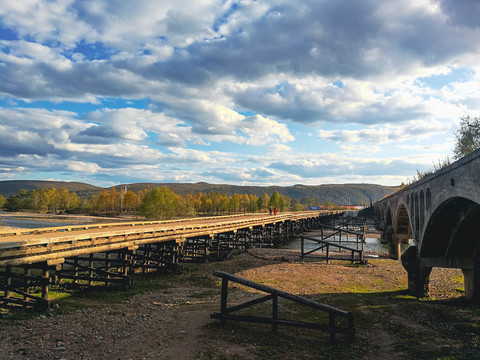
left=300, top=223, right=366, bottom=264
left=210, top=270, right=355, bottom=343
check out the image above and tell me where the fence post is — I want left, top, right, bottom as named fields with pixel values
left=41, top=263, right=50, bottom=306
left=220, top=276, right=229, bottom=325
left=301, top=236, right=304, bottom=263
left=4, top=266, right=11, bottom=307
left=272, top=294, right=278, bottom=333
left=329, top=312, right=336, bottom=344
left=348, top=312, right=355, bottom=343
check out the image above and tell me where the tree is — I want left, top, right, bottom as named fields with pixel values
left=268, top=191, right=289, bottom=212
left=123, top=190, right=139, bottom=212
left=256, top=197, right=263, bottom=212
left=278, top=195, right=289, bottom=211
left=0, top=194, right=6, bottom=209
left=291, top=203, right=305, bottom=211
left=262, top=193, right=270, bottom=210
left=453, top=115, right=480, bottom=159
left=229, top=194, right=240, bottom=213
left=138, top=187, right=192, bottom=220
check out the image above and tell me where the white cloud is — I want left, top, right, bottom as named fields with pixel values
left=66, top=161, right=100, bottom=173
left=318, top=119, right=452, bottom=145
left=1, top=0, right=480, bottom=187
left=241, top=115, right=294, bottom=145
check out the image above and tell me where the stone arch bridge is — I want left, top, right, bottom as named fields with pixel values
left=374, top=149, right=480, bottom=303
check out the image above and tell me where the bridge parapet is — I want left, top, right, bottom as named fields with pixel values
left=374, top=148, right=480, bottom=303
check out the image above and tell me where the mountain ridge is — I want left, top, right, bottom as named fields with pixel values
left=0, top=180, right=397, bottom=205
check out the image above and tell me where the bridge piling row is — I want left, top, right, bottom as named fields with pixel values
left=0, top=212, right=341, bottom=311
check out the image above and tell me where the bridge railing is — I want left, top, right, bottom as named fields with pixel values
left=210, top=270, right=355, bottom=343
left=0, top=213, right=265, bottom=237
left=0, top=211, right=341, bottom=237
left=300, top=222, right=365, bottom=264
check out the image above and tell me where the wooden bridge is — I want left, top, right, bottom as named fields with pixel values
left=0, top=211, right=341, bottom=311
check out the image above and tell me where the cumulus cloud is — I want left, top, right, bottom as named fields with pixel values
left=1, top=0, right=480, bottom=186
left=318, top=119, right=452, bottom=145
left=241, top=115, right=294, bottom=145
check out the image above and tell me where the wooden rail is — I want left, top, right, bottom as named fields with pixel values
left=0, top=213, right=286, bottom=237
left=300, top=223, right=366, bottom=264
left=210, top=270, right=355, bottom=343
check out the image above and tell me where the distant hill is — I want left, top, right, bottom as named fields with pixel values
left=0, top=180, right=102, bottom=198
left=118, top=182, right=397, bottom=205
left=0, top=180, right=397, bottom=205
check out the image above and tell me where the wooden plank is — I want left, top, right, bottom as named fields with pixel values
left=0, top=212, right=338, bottom=266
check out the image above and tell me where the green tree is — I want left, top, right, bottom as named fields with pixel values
left=229, top=194, right=240, bottom=213
left=266, top=192, right=289, bottom=212
left=278, top=195, right=289, bottom=211
left=0, top=194, right=6, bottom=209
left=453, top=115, right=480, bottom=159
left=301, top=197, right=318, bottom=207
left=291, top=203, right=305, bottom=211
left=256, top=197, right=263, bottom=212
left=138, top=187, right=188, bottom=220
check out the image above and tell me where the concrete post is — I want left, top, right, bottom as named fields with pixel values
left=388, top=234, right=401, bottom=260
left=462, top=261, right=480, bottom=304
left=401, top=246, right=432, bottom=298
left=383, top=225, right=398, bottom=260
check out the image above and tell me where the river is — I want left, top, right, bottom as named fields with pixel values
left=0, top=211, right=123, bottom=229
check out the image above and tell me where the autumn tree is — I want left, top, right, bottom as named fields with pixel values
left=249, top=194, right=260, bottom=213
left=453, top=115, right=480, bottom=159
left=262, top=193, right=270, bottom=210
left=229, top=194, right=240, bottom=213
left=57, top=187, right=80, bottom=212
left=185, top=192, right=202, bottom=214
left=123, top=190, right=139, bottom=212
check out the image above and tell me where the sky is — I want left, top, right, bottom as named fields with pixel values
left=1, top=0, right=480, bottom=188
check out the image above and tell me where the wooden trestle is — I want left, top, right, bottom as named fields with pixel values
left=0, top=211, right=341, bottom=311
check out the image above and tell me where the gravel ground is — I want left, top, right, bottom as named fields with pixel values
left=0, top=248, right=478, bottom=360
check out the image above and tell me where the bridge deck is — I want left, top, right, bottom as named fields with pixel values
left=0, top=212, right=330, bottom=267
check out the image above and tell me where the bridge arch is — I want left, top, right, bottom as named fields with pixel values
left=374, top=148, right=480, bottom=302
left=415, top=192, right=420, bottom=239
left=395, top=202, right=412, bottom=240
left=425, top=188, right=432, bottom=211
left=421, top=197, right=480, bottom=259
left=419, top=190, right=425, bottom=232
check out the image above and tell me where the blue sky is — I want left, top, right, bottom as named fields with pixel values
left=1, top=0, right=479, bottom=187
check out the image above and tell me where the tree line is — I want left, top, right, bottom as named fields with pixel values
left=0, top=186, right=300, bottom=220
